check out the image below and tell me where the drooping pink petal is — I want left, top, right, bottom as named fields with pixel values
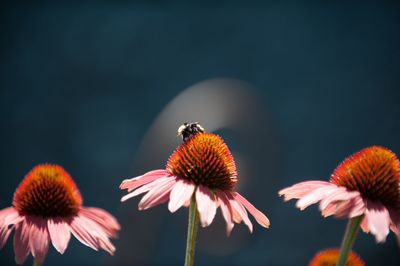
left=119, top=169, right=170, bottom=191
left=319, top=187, right=360, bottom=211
left=365, top=201, right=391, bottom=243
left=218, top=192, right=241, bottom=225
left=226, top=193, right=253, bottom=233
left=216, top=191, right=234, bottom=236
left=0, top=207, right=16, bottom=220
left=121, top=176, right=174, bottom=202
left=77, top=214, right=116, bottom=255
left=27, top=216, right=49, bottom=264
left=70, top=216, right=100, bottom=251
left=360, top=214, right=369, bottom=233
left=318, top=190, right=365, bottom=218
left=139, top=177, right=177, bottom=210
left=13, top=220, right=30, bottom=265
left=278, top=181, right=332, bottom=201
left=333, top=200, right=361, bottom=218
left=97, top=236, right=116, bottom=255
left=346, top=196, right=366, bottom=218
left=321, top=196, right=366, bottom=219
left=47, top=218, right=71, bottom=254
left=232, top=192, right=270, bottom=228
left=72, top=213, right=116, bottom=255
left=388, top=209, right=400, bottom=246
left=295, top=184, right=339, bottom=210
left=195, top=186, right=217, bottom=227
left=79, top=208, right=120, bottom=237
left=183, top=198, right=191, bottom=207
left=228, top=200, right=242, bottom=224
left=88, top=226, right=115, bottom=255
left=0, top=225, right=13, bottom=249
left=0, top=207, right=23, bottom=249
left=0, top=207, right=22, bottom=227
left=320, top=201, right=337, bottom=218
left=168, top=179, right=196, bottom=213
left=140, top=191, right=171, bottom=210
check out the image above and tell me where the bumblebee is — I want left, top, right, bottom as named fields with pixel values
left=177, top=122, right=205, bottom=141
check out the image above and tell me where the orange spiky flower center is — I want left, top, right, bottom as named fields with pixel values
left=166, top=133, right=237, bottom=191
left=330, top=146, right=400, bottom=209
left=13, top=164, right=82, bottom=218
left=309, top=248, right=364, bottom=266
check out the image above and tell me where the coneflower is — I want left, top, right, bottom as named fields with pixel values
left=309, top=248, right=364, bottom=266
left=279, top=146, right=400, bottom=266
left=120, top=122, right=269, bottom=266
left=0, top=164, right=120, bottom=265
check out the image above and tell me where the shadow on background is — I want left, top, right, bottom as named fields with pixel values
left=0, top=2, right=399, bottom=266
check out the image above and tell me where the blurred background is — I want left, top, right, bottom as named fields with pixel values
left=1, top=1, right=399, bottom=265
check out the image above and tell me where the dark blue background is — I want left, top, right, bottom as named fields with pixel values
left=1, top=2, right=399, bottom=265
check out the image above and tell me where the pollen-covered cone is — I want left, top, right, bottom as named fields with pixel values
left=120, top=132, right=269, bottom=235
left=309, top=248, right=364, bottom=266
left=279, top=146, right=400, bottom=245
left=0, top=164, right=120, bottom=265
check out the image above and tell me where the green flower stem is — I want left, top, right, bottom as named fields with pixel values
left=33, top=260, right=42, bottom=266
left=336, top=215, right=363, bottom=266
left=184, top=196, right=199, bottom=266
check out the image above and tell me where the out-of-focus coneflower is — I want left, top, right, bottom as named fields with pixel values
left=0, top=164, right=120, bottom=265
left=279, top=146, right=400, bottom=266
left=309, top=248, right=364, bottom=266
left=120, top=122, right=269, bottom=266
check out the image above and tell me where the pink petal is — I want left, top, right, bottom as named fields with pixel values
left=321, top=196, right=366, bottom=218
left=79, top=208, right=120, bottom=237
left=183, top=198, right=191, bottom=207
left=341, top=196, right=365, bottom=218
left=139, top=177, right=176, bottom=210
left=140, top=192, right=171, bottom=210
left=195, top=186, right=217, bottom=227
left=0, top=207, right=15, bottom=220
left=0, top=206, right=16, bottom=216
left=321, top=201, right=351, bottom=218
left=70, top=216, right=100, bottom=251
left=216, top=191, right=234, bottom=236
left=219, top=192, right=241, bottom=225
left=0, top=225, right=13, bottom=249
left=0, top=207, right=22, bottom=249
left=232, top=192, right=270, bottom=228
left=227, top=193, right=253, bottom=233
left=320, top=201, right=337, bottom=217
left=319, top=187, right=360, bottom=211
left=360, top=215, right=369, bottom=233
left=13, top=220, right=30, bottom=265
left=388, top=209, right=400, bottom=246
left=0, top=207, right=21, bottom=226
left=365, top=201, right=391, bottom=243
left=47, top=218, right=71, bottom=254
left=119, top=169, right=170, bottom=191
left=72, top=213, right=116, bottom=255
left=228, top=200, right=242, bottom=224
left=296, top=184, right=339, bottom=210
left=278, top=181, right=332, bottom=201
left=28, top=216, right=49, bottom=264
left=121, top=176, right=174, bottom=202
left=168, top=179, right=196, bottom=213
left=333, top=200, right=361, bottom=218
left=79, top=214, right=115, bottom=255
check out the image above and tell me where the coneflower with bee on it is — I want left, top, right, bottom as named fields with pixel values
left=120, top=122, right=269, bottom=266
